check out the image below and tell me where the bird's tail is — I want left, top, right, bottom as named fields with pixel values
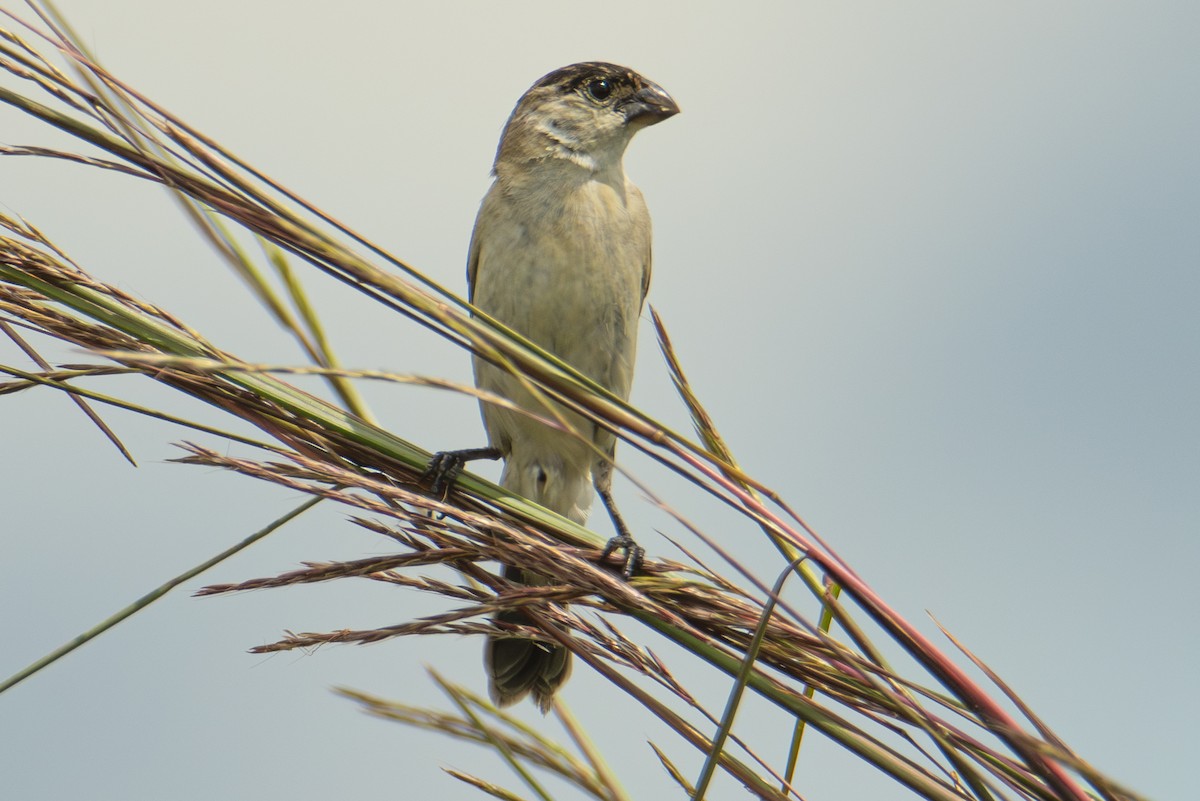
left=485, top=454, right=591, bottom=711
left=485, top=564, right=573, bottom=712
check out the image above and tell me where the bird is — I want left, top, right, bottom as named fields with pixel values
left=425, top=62, right=679, bottom=712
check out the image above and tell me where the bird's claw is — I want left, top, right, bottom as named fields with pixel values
left=421, top=446, right=503, bottom=497
left=601, top=535, right=645, bottom=580
left=421, top=451, right=466, bottom=496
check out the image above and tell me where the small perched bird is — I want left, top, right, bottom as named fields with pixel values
left=427, top=62, right=678, bottom=711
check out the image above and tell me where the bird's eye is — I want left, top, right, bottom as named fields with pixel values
left=584, top=78, right=614, bottom=102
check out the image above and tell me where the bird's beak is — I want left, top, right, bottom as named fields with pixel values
left=622, top=80, right=680, bottom=126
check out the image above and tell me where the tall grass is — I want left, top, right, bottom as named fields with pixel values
left=0, top=5, right=1143, bottom=800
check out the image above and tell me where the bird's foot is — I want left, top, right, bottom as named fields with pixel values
left=421, top=447, right=501, bottom=496
left=601, top=535, right=645, bottom=580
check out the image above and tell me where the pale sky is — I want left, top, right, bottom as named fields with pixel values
left=2, top=3, right=1197, bottom=800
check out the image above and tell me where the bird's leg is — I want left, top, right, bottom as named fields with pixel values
left=422, top=446, right=502, bottom=496
left=597, top=485, right=644, bottom=579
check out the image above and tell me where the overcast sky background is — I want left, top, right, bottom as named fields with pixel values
left=2, top=2, right=1196, bottom=800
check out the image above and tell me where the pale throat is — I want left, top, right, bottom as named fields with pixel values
left=534, top=118, right=629, bottom=176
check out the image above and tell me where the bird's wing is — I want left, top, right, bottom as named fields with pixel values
left=641, top=240, right=652, bottom=309
left=466, top=218, right=483, bottom=304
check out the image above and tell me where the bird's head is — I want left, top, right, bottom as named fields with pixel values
left=494, top=62, right=679, bottom=176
